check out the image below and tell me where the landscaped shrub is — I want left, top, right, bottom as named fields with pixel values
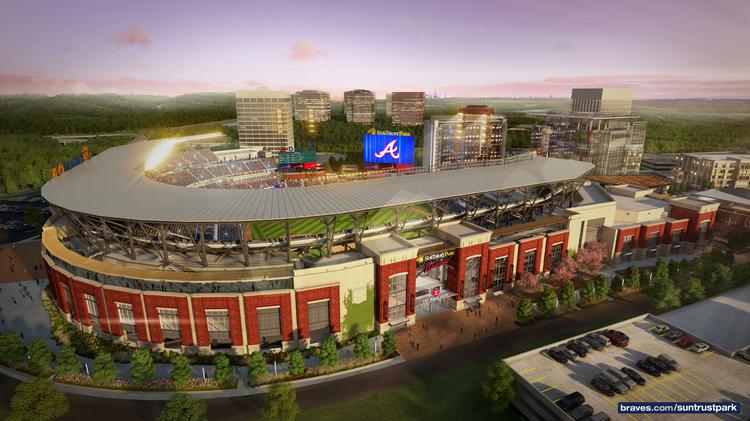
left=288, top=350, right=305, bottom=377
left=381, top=332, right=396, bottom=357
left=247, top=351, right=267, bottom=382
left=213, top=353, right=232, bottom=385
left=319, top=336, right=338, bottom=367
left=353, top=333, right=371, bottom=360
left=170, top=354, right=192, bottom=387
left=26, top=338, right=53, bottom=374
left=130, top=349, right=156, bottom=387
left=0, top=330, right=25, bottom=366
left=55, top=344, right=82, bottom=378
left=92, top=352, right=116, bottom=384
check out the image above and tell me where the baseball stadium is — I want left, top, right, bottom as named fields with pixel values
left=40, top=138, right=595, bottom=354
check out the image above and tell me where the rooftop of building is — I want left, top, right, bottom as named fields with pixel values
left=587, top=174, right=673, bottom=189
left=680, top=152, right=750, bottom=161
left=41, top=139, right=593, bottom=223
left=572, top=182, right=615, bottom=207
left=693, top=188, right=750, bottom=208
left=235, top=89, right=292, bottom=99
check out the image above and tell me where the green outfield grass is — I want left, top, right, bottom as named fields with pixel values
left=247, top=205, right=430, bottom=241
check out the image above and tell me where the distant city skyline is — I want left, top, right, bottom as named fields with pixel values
left=1, top=0, right=749, bottom=98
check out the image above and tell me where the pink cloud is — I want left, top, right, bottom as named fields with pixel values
left=438, top=75, right=750, bottom=99
left=115, top=25, right=151, bottom=47
left=289, top=42, right=327, bottom=60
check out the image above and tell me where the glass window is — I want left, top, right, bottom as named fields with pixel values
left=672, top=229, right=683, bottom=244
left=158, top=308, right=179, bottom=331
left=585, top=218, right=604, bottom=244
left=622, top=235, right=634, bottom=253
left=308, top=300, right=330, bottom=342
left=388, top=274, right=407, bottom=321
left=258, top=307, right=282, bottom=345
left=62, top=284, right=75, bottom=318
left=84, top=294, right=98, bottom=318
left=698, top=221, right=709, bottom=240
left=492, top=256, right=507, bottom=287
left=549, top=243, right=563, bottom=269
left=206, top=309, right=230, bottom=332
left=463, top=256, right=481, bottom=298
left=116, top=302, right=134, bottom=326
left=523, top=249, right=537, bottom=274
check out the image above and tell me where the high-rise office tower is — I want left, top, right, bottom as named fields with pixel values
left=385, top=93, right=392, bottom=116
left=390, top=92, right=425, bottom=126
left=531, top=88, right=645, bottom=175
left=235, top=89, right=294, bottom=152
left=424, top=105, right=507, bottom=171
left=343, top=89, right=375, bottom=124
left=293, top=90, right=331, bottom=122
left=571, top=88, right=634, bottom=114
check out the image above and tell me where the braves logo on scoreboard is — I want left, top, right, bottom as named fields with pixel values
left=364, top=133, right=414, bottom=165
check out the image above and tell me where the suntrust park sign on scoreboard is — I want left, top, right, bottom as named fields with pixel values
left=363, top=130, right=415, bottom=165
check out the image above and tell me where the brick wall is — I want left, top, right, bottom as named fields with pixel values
left=638, top=223, right=666, bottom=248
left=615, top=226, right=641, bottom=252
left=517, top=237, right=545, bottom=276
left=670, top=206, right=717, bottom=242
left=190, top=296, right=243, bottom=347
left=544, top=231, right=569, bottom=271
left=447, top=242, right=489, bottom=299
left=102, top=288, right=148, bottom=341
left=374, top=260, right=414, bottom=324
left=143, top=294, right=192, bottom=346
left=488, top=243, right=516, bottom=285
left=295, top=286, right=340, bottom=339
left=243, top=293, right=294, bottom=345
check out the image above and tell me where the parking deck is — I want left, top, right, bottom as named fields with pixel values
left=506, top=314, right=750, bottom=421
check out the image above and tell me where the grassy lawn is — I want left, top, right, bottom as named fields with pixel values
left=299, top=362, right=520, bottom=421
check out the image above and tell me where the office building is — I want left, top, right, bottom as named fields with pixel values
left=571, top=88, right=634, bottom=114
left=672, top=153, right=750, bottom=189
left=640, top=153, right=677, bottom=177
left=235, top=89, right=294, bottom=152
left=424, top=105, right=507, bottom=171
left=531, top=88, right=646, bottom=175
left=385, top=93, right=392, bottom=116
left=293, top=90, right=331, bottom=122
left=343, top=89, right=375, bottom=124
left=390, top=92, right=424, bottom=126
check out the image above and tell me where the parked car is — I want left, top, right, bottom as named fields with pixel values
left=688, top=343, right=710, bottom=354
left=597, top=371, right=629, bottom=394
left=590, top=376, right=615, bottom=397
left=738, top=348, right=750, bottom=362
left=637, top=359, right=662, bottom=377
left=658, top=353, right=680, bottom=371
left=677, top=336, right=695, bottom=348
left=587, top=412, right=612, bottom=421
left=606, top=367, right=637, bottom=389
left=554, top=345, right=579, bottom=361
left=546, top=348, right=569, bottom=363
left=600, top=329, right=629, bottom=347
left=646, top=356, right=672, bottom=373
left=666, top=330, right=683, bottom=341
left=568, top=403, right=595, bottom=421
left=567, top=340, right=589, bottom=357
left=581, top=336, right=605, bottom=351
left=653, top=325, right=670, bottom=335
left=621, top=367, right=647, bottom=385
left=556, top=391, right=585, bottom=411
left=576, top=339, right=593, bottom=353
left=587, top=332, right=610, bottom=346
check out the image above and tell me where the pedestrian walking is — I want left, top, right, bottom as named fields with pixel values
left=460, top=327, right=464, bottom=334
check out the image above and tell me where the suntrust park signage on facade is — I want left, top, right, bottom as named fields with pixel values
left=416, top=250, right=455, bottom=275
left=363, top=130, right=415, bottom=165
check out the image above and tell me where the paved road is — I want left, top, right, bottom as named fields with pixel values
left=0, top=294, right=653, bottom=420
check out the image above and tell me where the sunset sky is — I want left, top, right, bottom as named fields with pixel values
left=1, top=0, right=749, bottom=98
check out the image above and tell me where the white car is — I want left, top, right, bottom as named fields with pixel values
left=653, top=325, right=670, bottom=335
left=689, top=343, right=710, bottom=354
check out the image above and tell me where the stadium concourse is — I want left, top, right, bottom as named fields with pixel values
left=37, top=139, right=717, bottom=356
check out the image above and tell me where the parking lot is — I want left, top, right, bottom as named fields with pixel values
left=507, top=315, right=750, bottom=420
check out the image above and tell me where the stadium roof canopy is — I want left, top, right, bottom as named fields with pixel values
left=41, top=140, right=594, bottom=223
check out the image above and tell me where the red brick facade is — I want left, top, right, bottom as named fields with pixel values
left=102, top=288, right=149, bottom=341
left=295, top=286, right=340, bottom=340
left=544, top=231, right=569, bottom=272
left=516, top=237, right=545, bottom=276
left=191, top=296, right=243, bottom=347
left=143, top=295, right=193, bottom=346
left=663, top=219, right=689, bottom=244
left=488, top=243, right=516, bottom=286
left=615, top=226, right=641, bottom=252
left=670, top=206, right=717, bottom=242
left=374, top=260, right=415, bottom=324
left=243, top=293, right=294, bottom=345
left=447, top=242, right=489, bottom=300
left=638, top=222, right=666, bottom=248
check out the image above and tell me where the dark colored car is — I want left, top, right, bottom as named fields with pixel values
left=677, top=336, right=695, bottom=348
left=621, top=367, right=647, bottom=385
left=601, top=329, right=629, bottom=347
left=557, top=391, right=585, bottom=411
left=546, top=348, right=568, bottom=363
left=637, top=359, right=662, bottom=377
left=590, top=376, right=615, bottom=397
left=658, top=353, right=680, bottom=371
left=666, top=330, right=683, bottom=341
left=567, top=340, right=588, bottom=357
left=581, top=336, right=604, bottom=351
left=568, top=403, right=595, bottom=421
left=646, top=356, right=672, bottom=373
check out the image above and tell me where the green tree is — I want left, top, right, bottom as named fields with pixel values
left=711, top=263, right=734, bottom=292
left=594, top=274, right=609, bottom=298
left=213, top=353, right=232, bottom=385
left=610, top=275, right=624, bottom=293
left=482, top=360, right=517, bottom=413
left=537, top=287, right=558, bottom=314
left=92, top=352, right=116, bottom=384
left=262, top=382, right=301, bottom=421
left=319, top=336, right=339, bottom=367
left=0, top=331, right=25, bottom=366
left=581, top=280, right=596, bottom=303
left=170, top=354, right=192, bottom=387
left=648, top=276, right=681, bottom=309
left=6, top=378, right=69, bottom=421
left=668, top=259, right=681, bottom=278
left=23, top=207, right=46, bottom=233
left=681, top=277, right=706, bottom=304
left=27, top=338, right=53, bottom=374
left=624, top=266, right=641, bottom=290
left=54, top=344, right=81, bottom=378
left=558, top=282, right=576, bottom=310
left=353, top=333, right=372, bottom=360
left=158, top=393, right=207, bottom=421
left=381, top=331, right=396, bottom=356
left=247, top=351, right=267, bottom=382
left=130, top=349, right=155, bottom=387
left=288, top=349, right=305, bottom=377
left=516, top=298, right=533, bottom=322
